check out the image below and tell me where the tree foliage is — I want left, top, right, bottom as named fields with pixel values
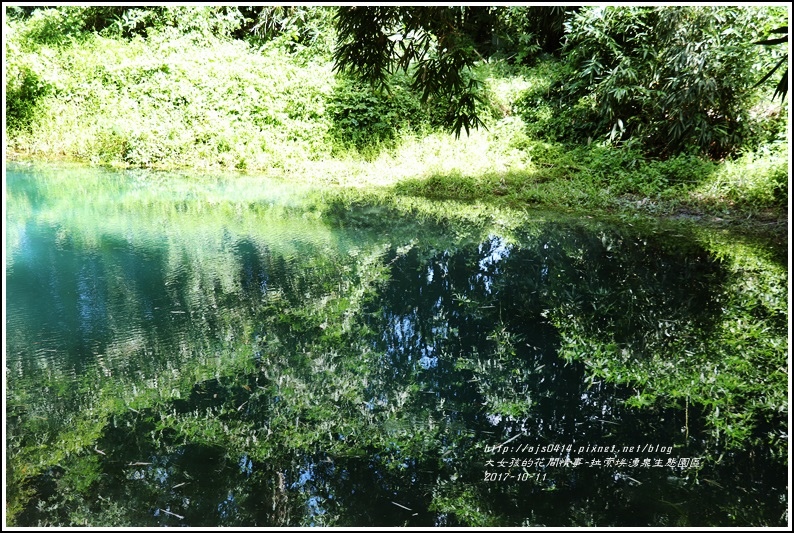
left=753, top=26, right=788, bottom=101
left=332, top=5, right=785, bottom=156
left=5, top=5, right=787, bottom=158
left=333, top=7, right=488, bottom=138
left=513, top=6, right=785, bottom=158
left=490, top=6, right=575, bottom=62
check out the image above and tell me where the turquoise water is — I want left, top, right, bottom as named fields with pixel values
left=5, top=162, right=787, bottom=526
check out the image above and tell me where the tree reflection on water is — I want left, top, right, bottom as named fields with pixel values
left=5, top=164, right=787, bottom=526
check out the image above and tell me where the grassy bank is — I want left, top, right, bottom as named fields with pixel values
left=4, top=9, right=790, bottom=232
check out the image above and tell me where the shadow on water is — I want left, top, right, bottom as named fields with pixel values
left=5, top=163, right=788, bottom=526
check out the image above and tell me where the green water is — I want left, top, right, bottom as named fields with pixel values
left=4, top=162, right=788, bottom=526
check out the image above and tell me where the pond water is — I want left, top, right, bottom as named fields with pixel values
left=5, top=162, right=788, bottom=527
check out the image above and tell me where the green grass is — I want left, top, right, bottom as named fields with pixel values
left=4, top=14, right=789, bottom=229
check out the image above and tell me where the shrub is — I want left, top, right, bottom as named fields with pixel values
left=5, top=61, right=51, bottom=132
left=490, top=6, right=572, bottom=63
left=11, top=7, right=89, bottom=48
left=326, top=75, right=426, bottom=152
left=243, top=6, right=337, bottom=59
left=540, top=6, right=786, bottom=158
left=4, top=25, right=55, bottom=132
left=10, top=6, right=247, bottom=45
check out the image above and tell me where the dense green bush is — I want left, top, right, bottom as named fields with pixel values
left=242, top=6, right=336, bottom=59
left=9, top=6, right=248, bottom=45
left=490, top=6, right=572, bottom=63
left=513, top=75, right=600, bottom=144
left=4, top=22, right=56, bottom=132
left=9, top=7, right=91, bottom=47
left=516, top=6, right=787, bottom=158
left=326, top=75, right=427, bottom=152
left=578, top=147, right=718, bottom=197
left=5, top=59, right=51, bottom=132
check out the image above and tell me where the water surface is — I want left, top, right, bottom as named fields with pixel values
left=5, top=162, right=788, bottom=526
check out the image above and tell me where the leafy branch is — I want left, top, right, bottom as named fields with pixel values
left=753, top=26, right=788, bottom=101
left=333, top=7, right=487, bottom=138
